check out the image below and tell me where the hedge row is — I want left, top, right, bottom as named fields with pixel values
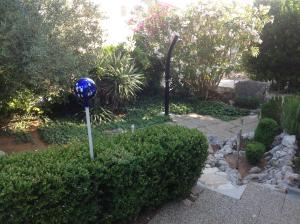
left=0, top=125, right=208, bottom=223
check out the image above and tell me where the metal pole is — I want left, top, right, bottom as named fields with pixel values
left=85, top=106, right=94, bottom=160
left=165, top=34, right=179, bottom=116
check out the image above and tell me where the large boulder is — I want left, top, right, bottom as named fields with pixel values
left=235, top=80, right=268, bottom=102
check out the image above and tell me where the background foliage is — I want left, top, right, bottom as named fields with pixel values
left=130, top=0, right=270, bottom=99
left=244, top=0, right=300, bottom=92
left=0, top=0, right=104, bottom=116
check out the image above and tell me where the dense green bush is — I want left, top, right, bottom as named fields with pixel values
left=0, top=0, right=104, bottom=116
left=0, top=125, right=208, bottom=223
left=261, top=96, right=283, bottom=125
left=254, top=118, right=280, bottom=149
left=244, top=0, right=300, bottom=92
left=246, top=141, right=266, bottom=165
left=282, top=96, right=300, bottom=137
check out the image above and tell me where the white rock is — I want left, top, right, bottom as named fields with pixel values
left=269, top=145, right=282, bottom=155
left=284, top=172, right=300, bottom=183
left=220, top=145, right=233, bottom=155
left=249, top=167, right=261, bottom=174
left=242, top=132, right=254, bottom=140
left=208, top=135, right=223, bottom=146
left=215, top=153, right=224, bottom=160
left=244, top=173, right=267, bottom=182
left=208, top=144, right=214, bottom=154
left=281, top=135, right=297, bottom=148
left=281, top=166, right=293, bottom=175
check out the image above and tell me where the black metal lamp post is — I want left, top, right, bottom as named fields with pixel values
left=164, top=34, right=179, bottom=116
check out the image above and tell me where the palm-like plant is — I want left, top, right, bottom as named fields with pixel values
left=94, top=51, right=144, bottom=110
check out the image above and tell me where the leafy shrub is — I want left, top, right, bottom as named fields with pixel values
left=6, top=90, right=43, bottom=116
left=261, top=96, right=283, bottom=125
left=246, top=141, right=266, bottom=165
left=254, top=118, right=280, bottom=149
left=282, top=96, right=300, bottom=137
left=234, top=96, right=261, bottom=109
left=0, top=125, right=208, bottom=223
left=38, top=121, right=103, bottom=145
left=192, top=101, right=249, bottom=121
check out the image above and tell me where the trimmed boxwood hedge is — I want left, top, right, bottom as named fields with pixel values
left=0, top=125, right=208, bottom=224
left=254, top=118, right=280, bottom=149
left=246, top=141, right=266, bottom=165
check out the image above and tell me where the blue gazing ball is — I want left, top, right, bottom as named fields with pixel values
left=74, top=78, right=97, bottom=102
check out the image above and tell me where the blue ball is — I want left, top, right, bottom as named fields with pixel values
left=74, top=78, right=97, bottom=101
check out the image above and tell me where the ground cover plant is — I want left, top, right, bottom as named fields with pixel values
left=38, top=97, right=248, bottom=144
left=0, top=125, right=208, bottom=224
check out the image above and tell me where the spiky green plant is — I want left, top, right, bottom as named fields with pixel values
left=94, top=50, right=144, bottom=110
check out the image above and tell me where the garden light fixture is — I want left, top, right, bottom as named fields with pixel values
left=74, top=77, right=97, bottom=160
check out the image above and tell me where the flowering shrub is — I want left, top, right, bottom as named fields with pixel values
left=130, top=0, right=270, bottom=99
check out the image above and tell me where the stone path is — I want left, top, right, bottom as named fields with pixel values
left=171, top=114, right=259, bottom=142
left=198, top=167, right=246, bottom=199
left=149, top=183, right=300, bottom=224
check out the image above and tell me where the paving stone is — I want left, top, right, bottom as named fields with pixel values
left=171, top=114, right=258, bottom=142
left=280, top=195, right=300, bottom=224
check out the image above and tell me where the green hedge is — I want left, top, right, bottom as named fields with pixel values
left=0, top=125, right=208, bottom=223
left=254, top=118, right=280, bottom=149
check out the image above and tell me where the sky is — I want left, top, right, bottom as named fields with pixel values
left=92, top=0, right=253, bottom=44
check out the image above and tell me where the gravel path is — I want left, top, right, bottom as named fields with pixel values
left=149, top=183, right=300, bottom=224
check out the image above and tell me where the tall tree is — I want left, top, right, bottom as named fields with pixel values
left=244, top=0, right=300, bottom=91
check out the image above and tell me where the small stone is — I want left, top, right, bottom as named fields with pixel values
left=216, top=159, right=228, bottom=168
left=284, top=172, right=300, bottom=183
left=182, top=199, right=193, bottom=206
left=208, top=144, right=214, bottom=154
left=189, top=194, right=198, bottom=202
left=208, top=135, right=223, bottom=146
left=191, top=185, right=204, bottom=196
left=220, top=145, right=233, bottom=155
left=239, top=151, right=246, bottom=156
left=249, top=167, right=261, bottom=174
left=271, top=133, right=285, bottom=147
left=244, top=173, right=267, bottom=182
left=281, top=166, right=293, bottom=175
left=206, top=154, right=216, bottom=166
left=264, top=155, right=272, bottom=161
left=242, top=132, right=254, bottom=140
left=215, top=153, right=224, bottom=160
